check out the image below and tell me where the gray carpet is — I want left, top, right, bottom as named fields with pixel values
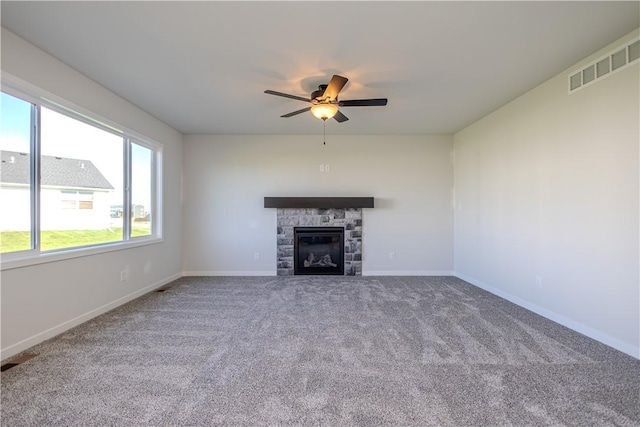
left=1, top=276, right=639, bottom=426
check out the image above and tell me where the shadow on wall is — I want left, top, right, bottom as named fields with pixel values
left=373, top=198, right=394, bottom=209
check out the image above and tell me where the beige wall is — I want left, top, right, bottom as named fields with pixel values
left=453, top=30, right=640, bottom=357
left=182, top=134, right=454, bottom=275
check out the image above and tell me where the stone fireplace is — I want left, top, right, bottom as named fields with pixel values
left=276, top=208, right=362, bottom=276
left=265, top=197, right=373, bottom=276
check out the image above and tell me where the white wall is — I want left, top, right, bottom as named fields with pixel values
left=182, top=134, right=453, bottom=276
left=453, top=30, right=639, bottom=358
left=0, top=28, right=184, bottom=360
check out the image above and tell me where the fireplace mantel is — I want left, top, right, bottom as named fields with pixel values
left=264, top=197, right=374, bottom=209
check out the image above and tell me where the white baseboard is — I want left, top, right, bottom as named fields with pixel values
left=454, top=272, right=640, bottom=360
left=182, top=271, right=276, bottom=276
left=363, top=270, right=454, bottom=276
left=0, top=272, right=183, bottom=362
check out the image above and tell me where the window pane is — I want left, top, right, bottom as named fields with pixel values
left=79, top=200, right=94, bottom=210
left=131, top=142, right=152, bottom=237
left=40, top=107, right=123, bottom=251
left=0, top=92, right=33, bottom=253
left=61, top=199, right=77, bottom=209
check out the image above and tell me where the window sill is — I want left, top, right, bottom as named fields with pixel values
left=0, top=236, right=163, bottom=271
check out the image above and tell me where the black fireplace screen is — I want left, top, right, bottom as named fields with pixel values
left=294, top=227, right=344, bottom=275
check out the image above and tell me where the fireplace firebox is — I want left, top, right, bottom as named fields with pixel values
left=294, top=227, right=344, bottom=275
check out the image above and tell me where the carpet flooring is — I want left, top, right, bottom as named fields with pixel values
left=1, top=276, right=639, bottom=426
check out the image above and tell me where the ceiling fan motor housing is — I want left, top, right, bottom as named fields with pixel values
left=312, top=84, right=330, bottom=102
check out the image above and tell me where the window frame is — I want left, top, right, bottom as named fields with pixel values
left=1, top=74, right=163, bottom=271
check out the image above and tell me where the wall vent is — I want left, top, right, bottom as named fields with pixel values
left=569, top=37, right=639, bottom=93
left=1, top=353, right=38, bottom=372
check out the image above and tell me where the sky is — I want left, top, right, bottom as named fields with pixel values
left=1, top=92, right=151, bottom=208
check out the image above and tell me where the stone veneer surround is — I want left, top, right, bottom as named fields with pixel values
left=277, top=208, right=363, bottom=276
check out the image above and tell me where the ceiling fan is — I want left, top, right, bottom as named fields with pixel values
left=264, top=74, right=387, bottom=123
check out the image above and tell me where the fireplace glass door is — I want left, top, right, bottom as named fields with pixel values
left=294, top=227, right=344, bottom=275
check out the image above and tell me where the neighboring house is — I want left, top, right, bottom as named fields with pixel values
left=132, top=204, right=146, bottom=220
left=0, top=150, right=114, bottom=231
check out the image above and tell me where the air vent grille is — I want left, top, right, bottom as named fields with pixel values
left=569, top=37, right=639, bottom=93
left=596, top=58, right=610, bottom=77
left=1, top=353, right=38, bottom=372
left=629, top=40, right=640, bottom=62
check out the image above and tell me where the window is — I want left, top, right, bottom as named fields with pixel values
left=60, top=191, right=94, bottom=210
left=40, top=106, right=123, bottom=251
left=131, top=142, right=153, bottom=237
left=0, top=85, right=162, bottom=262
left=78, top=192, right=94, bottom=210
left=0, top=92, right=34, bottom=253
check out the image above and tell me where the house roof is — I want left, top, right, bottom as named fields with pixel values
left=1, top=150, right=114, bottom=190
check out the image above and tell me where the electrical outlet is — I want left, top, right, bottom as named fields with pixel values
left=120, top=270, right=128, bottom=282
left=325, top=164, right=331, bottom=172
left=389, top=252, right=396, bottom=261
left=320, top=164, right=325, bottom=172
left=535, top=276, right=542, bottom=288
left=254, top=252, right=260, bottom=260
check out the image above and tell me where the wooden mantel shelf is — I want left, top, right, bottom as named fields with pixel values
left=264, top=197, right=374, bottom=209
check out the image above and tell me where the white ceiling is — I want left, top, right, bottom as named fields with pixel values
left=2, top=1, right=638, bottom=135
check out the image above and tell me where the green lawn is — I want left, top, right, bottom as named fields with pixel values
left=1, top=226, right=151, bottom=253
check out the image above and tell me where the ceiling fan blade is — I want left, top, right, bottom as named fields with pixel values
left=281, top=107, right=311, bottom=118
left=322, top=75, right=349, bottom=101
left=264, top=90, right=311, bottom=103
left=333, top=111, right=349, bottom=123
left=339, top=98, right=388, bottom=107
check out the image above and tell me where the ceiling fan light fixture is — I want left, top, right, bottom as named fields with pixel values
left=265, top=74, right=387, bottom=124
left=310, top=103, right=338, bottom=121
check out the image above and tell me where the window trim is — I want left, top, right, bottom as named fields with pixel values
left=1, top=72, right=164, bottom=271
